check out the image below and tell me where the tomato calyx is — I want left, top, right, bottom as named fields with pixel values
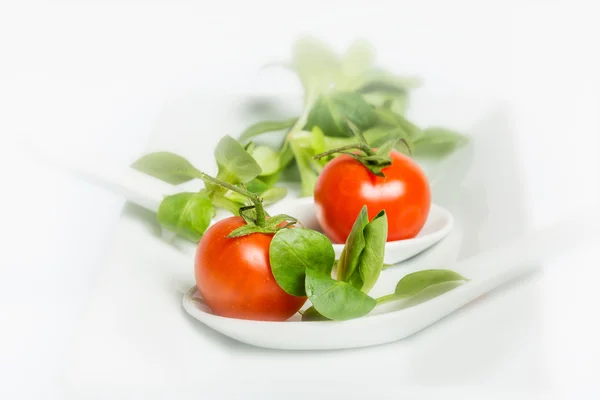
left=199, top=173, right=301, bottom=238
left=313, top=119, right=410, bottom=177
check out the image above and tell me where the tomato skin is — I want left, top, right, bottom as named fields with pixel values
left=314, top=150, right=431, bottom=244
left=194, top=217, right=307, bottom=321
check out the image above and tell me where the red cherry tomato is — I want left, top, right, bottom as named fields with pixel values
left=194, top=216, right=307, bottom=321
left=314, top=150, right=431, bottom=244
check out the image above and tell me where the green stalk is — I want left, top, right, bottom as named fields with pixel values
left=375, top=294, right=397, bottom=305
left=197, top=172, right=267, bottom=227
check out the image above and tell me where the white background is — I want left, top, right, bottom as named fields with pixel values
left=1, top=0, right=599, bottom=399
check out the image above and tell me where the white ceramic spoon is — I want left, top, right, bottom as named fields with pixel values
left=182, top=213, right=597, bottom=350
left=33, top=148, right=453, bottom=264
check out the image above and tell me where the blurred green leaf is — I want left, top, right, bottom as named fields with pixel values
left=260, top=187, right=288, bottom=205
left=239, top=118, right=297, bottom=143
left=356, top=67, right=423, bottom=94
left=305, top=91, right=375, bottom=137
left=337, top=39, right=376, bottom=90
left=413, top=127, right=469, bottom=158
left=291, top=36, right=341, bottom=104
left=131, top=152, right=201, bottom=185
left=250, top=145, right=280, bottom=176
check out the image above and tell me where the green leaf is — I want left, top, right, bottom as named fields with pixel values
left=413, top=127, right=469, bottom=158
left=355, top=67, right=423, bottom=94
left=357, top=210, right=388, bottom=293
left=278, top=140, right=295, bottom=170
left=337, top=206, right=369, bottom=282
left=264, top=214, right=299, bottom=228
left=260, top=187, right=288, bottom=205
left=337, top=207, right=388, bottom=293
left=305, top=268, right=377, bottom=321
left=131, top=152, right=201, bottom=185
left=245, top=178, right=270, bottom=194
left=306, top=91, right=375, bottom=138
left=373, top=109, right=422, bottom=140
left=291, top=36, right=341, bottom=104
left=270, top=228, right=335, bottom=297
left=214, top=135, right=262, bottom=183
left=289, top=135, right=320, bottom=197
left=301, top=306, right=331, bottom=322
left=364, top=92, right=409, bottom=116
left=250, top=145, right=280, bottom=176
left=337, top=39, right=376, bottom=90
left=393, top=269, right=469, bottom=299
left=375, top=138, right=399, bottom=157
left=239, top=118, right=297, bottom=143
left=157, top=192, right=215, bottom=241
left=310, top=126, right=326, bottom=154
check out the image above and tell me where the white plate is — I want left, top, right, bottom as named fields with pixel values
left=264, top=196, right=453, bottom=265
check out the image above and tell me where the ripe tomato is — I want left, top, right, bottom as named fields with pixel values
left=194, top=216, right=307, bottom=321
left=314, top=150, right=431, bottom=244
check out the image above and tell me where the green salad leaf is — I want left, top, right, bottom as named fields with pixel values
left=239, top=118, right=297, bottom=143
left=305, top=91, right=375, bottom=137
left=156, top=191, right=215, bottom=241
left=376, top=269, right=470, bottom=306
left=214, top=135, right=262, bottom=183
left=305, top=268, right=377, bottom=321
left=338, top=207, right=388, bottom=293
left=412, top=127, right=470, bottom=158
left=131, top=152, right=201, bottom=185
left=270, top=228, right=335, bottom=296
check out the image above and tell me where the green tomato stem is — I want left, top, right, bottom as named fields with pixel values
left=197, top=172, right=267, bottom=227
left=209, top=194, right=244, bottom=216
left=312, top=143, right=373, bottom=160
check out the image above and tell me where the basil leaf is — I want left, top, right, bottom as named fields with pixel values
left=157, top=192, right=215, bottom=241
left=413, top=127, right=469, bottom=158
left=337, top=206, right=369, bottom=282
left=291, top=36, right=340, bottom=104
left=260, top=187, right=288, bottom=205
left=305, top=268, right=377, bottom=321
left=337, top=208, right=388, bottom=293
left=239, top=118, right=297, bottom=143
left=305, top=91, right=375, bottom=138
left=301, top=306, right=331, bottom=322
left=214, top=135, right=262, bottom=183
left=357, top=210, right=388, bottom=293
left=131, top=152, right=201, bottom=185
left=250, top=145, right=280, bottom=176
left=270, top=228, right=335, bottom=296
left=394, top=269, right=469, bottom=299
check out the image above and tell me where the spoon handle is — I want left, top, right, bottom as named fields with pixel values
left=26, top=143, right=176, bottom=213
left=400, top=212, right=597, bottom=329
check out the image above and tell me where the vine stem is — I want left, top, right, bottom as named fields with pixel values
left=375, top=294, right=397, bottom=305
left=197, top=172, right=266, bottom=227
left=312, top=143, right=372, bottom=160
